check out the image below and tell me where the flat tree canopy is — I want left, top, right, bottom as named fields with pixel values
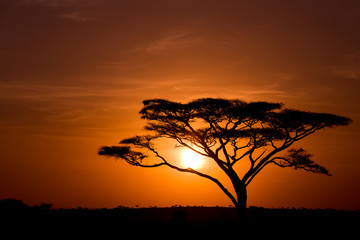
left=99, top=98, right=351, bottom=217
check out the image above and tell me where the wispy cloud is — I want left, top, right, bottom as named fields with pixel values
left=58, top=11, right=92, bottom=22
left=332, top=66, right=360, bottom=80
left=0, top=82, right=140, bottom=137
left=0, top=80, right=199, bottom=105
left=146, top=30, right=203, bottom=54
left=11, top=0, right=103, bottom=22
left=12, top=0, right=104, bottom=7
left=0, top=82, right=135, bottom=101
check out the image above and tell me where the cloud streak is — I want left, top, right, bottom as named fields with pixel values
left=146, top=30, right=203, bottom=54
left=58, top=11, right=92, bottom=22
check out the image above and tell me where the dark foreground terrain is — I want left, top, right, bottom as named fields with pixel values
left=1, top=199, right=359, bottom=237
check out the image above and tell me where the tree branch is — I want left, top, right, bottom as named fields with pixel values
left=163, top=161, right=238, bottom=206
left=270, top=148, right=331, bottom=175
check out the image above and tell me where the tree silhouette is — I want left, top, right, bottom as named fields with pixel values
left=98, top=98, right=351, bottom=218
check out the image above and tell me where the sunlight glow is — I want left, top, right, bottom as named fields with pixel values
left=181, top=149, right=203, bottom=169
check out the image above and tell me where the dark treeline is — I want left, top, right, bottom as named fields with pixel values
left=1, top=198, right=359, bottom=220
left=1, top=198, right=359, bottom=236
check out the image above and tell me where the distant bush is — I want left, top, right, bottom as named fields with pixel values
left=171, top=208, right=187, bottom=222
left=0, top=199, right=29, bottom=211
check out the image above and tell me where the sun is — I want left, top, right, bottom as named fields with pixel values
left=181, top=149, right=203, bottom=169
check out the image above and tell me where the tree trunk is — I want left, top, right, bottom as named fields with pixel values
left=234, top=183, right=247, bottom=220
left=227, top=168, right=248, bottom=220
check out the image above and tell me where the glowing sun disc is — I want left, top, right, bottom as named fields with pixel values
left=181, top=149, right=203, bottom=169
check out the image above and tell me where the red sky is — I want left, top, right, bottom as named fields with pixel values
left=1, top=0, right=359, bottom=210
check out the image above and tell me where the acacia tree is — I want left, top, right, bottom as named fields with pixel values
left=98, top=98, right=351, bottom=218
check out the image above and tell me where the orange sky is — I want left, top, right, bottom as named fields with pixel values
left=1, top=0, right=359, bottom=210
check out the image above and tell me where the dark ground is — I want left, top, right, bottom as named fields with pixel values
left=1, top=199, right=359, bottom=237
